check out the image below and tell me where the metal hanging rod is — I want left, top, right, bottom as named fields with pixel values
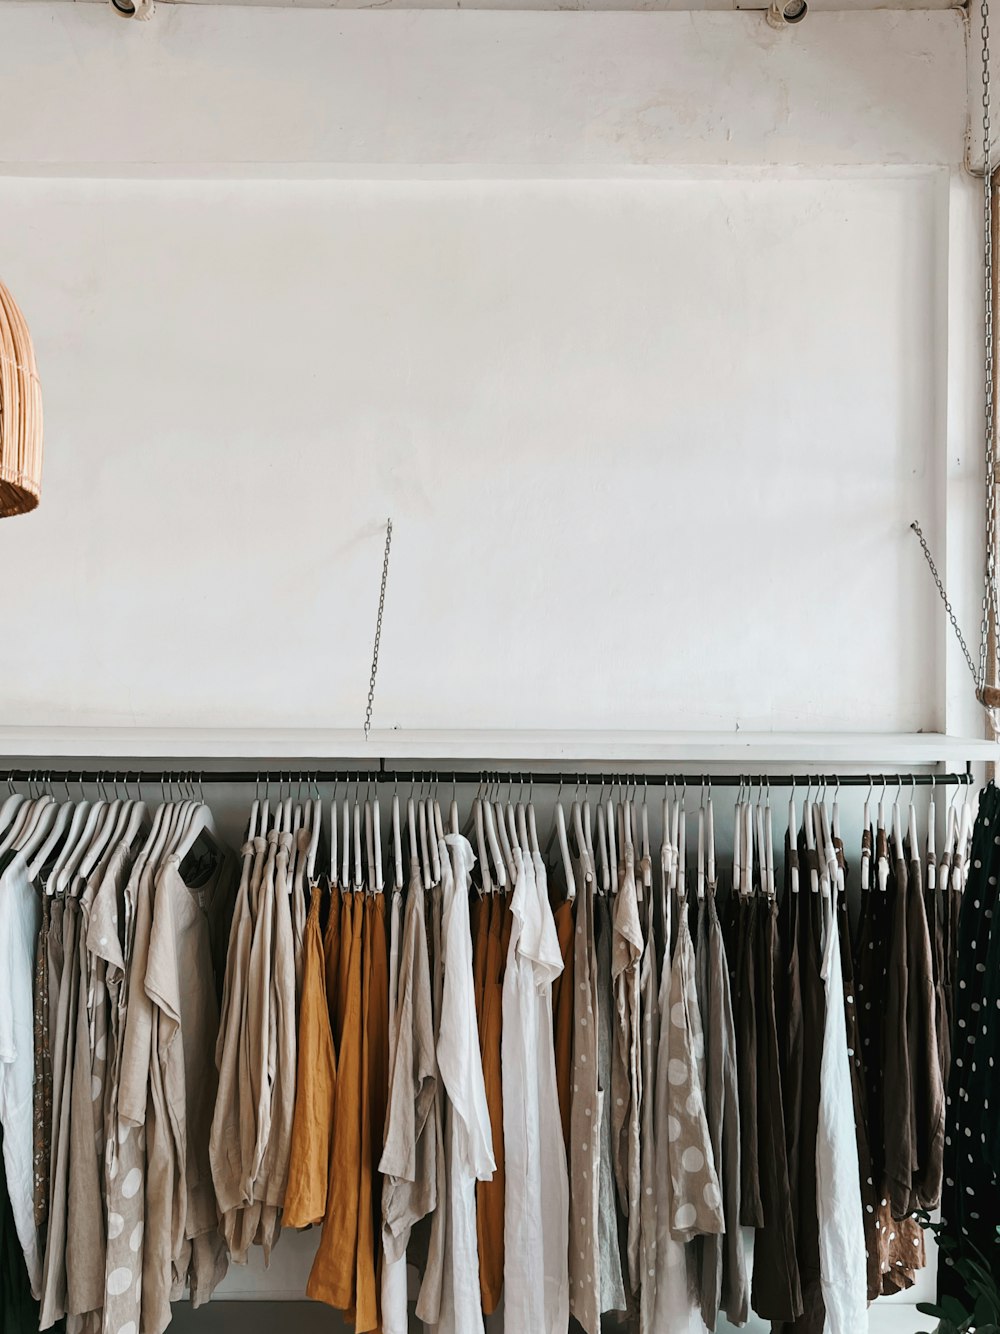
left=0, top=766, right=976, bottom=789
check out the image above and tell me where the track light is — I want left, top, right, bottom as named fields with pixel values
left=766, top=0, right=808, bottom=26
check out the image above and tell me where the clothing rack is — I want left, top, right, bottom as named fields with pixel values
left=0, top=765, right=976, bottom=788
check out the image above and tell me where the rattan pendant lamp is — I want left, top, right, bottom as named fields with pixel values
left=0, top=279, right=42, bottom=517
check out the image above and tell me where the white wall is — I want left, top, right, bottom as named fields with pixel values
left=0, top=4, right=983, bottom=743
left=0, top=168, right=962, bottom=735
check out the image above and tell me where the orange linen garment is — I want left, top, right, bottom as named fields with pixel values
left=284, top=884, right=337, bottom=1229
left=308, top=892, right=389, bottom=1334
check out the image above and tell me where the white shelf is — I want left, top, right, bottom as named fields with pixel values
left=0, top=726, right=994, bottom=766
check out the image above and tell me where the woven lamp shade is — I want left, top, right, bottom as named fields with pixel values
left=0, top=279, right=42, bottom=518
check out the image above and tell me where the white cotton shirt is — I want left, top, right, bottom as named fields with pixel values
left=0, top=852, right=42, bottom=1297
left=502, top=848, right=570, bottom=1334
left=816, top=885, right=868, bottom=1334
left=434, top=834, right=495, bottom=1334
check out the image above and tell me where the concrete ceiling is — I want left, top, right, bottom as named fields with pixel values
left=0, top=0, right=957, bottom=11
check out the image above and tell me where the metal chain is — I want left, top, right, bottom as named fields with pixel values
left=911, top=522, right=979, bottom=682
left=363, top=518, right=393, bottom=743
left=980, top=0, right=999, bottom=694
left=914, top=0, right=999, bottom=714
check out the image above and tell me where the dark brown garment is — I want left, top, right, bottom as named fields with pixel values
left=550, top=893, right=575, bottom=1151
left=854, top=838, right=924, bottom=1293
left=881, top=848, right=913, bottom=1219
left=693, top=886, right=748, bottom=1330
left=32, top=894, right=53, bottom=1229
left=750, top=894, right=802, bottom=1324
left=833, top=850, right=881, bottom=1303
left=774, top=833, right=825, bottom=1334
left=904, top=850, right=945, bottom=1212
left=883, top=846, right=945, bottom=1218
left=730, top=892, right=764, bottom=1229
left=926, top=876, right=951, bottom=1089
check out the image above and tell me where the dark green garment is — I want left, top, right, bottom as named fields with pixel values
left=939, top=782, right=1000, bottom=1299
left=0, top=1121, right=39, bottom=1334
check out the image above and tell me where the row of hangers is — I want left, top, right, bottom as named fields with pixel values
left=0, top=770, right=978, bottom=908
left=0, top=773, right=226, bottom=898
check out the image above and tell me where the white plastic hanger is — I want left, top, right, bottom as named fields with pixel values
left=78, top=793, right=125, bottom=883
left=661, top=788, right=671, bottom=900
left=526, top=784, right=541, bottom=859
left=754, top=784, right=766, bottom=897
left=505, top=779, right=522, bottom=864
left=554, top=794, right=576, bottom=902
left=595, top=796, right=610, bottom=894
left=17, top=798, right=59, bottom=869
left=174, top=797, right=226, bottom=868
left=516, top=792, right=529, bottom=860
left=129, top=793, right=167, bottom=882
left=877, top=776, right=890, bottom=893
left=333, top=789, right=344, bottom=885
left=8, top=789, right=54, bottom=856
left=670, top=788, right=681, bottom=896
left=697, top=792, right=706, bottom=902
left=481, top=778, right=506, bottom=889
left=957, top=780, right=974, bottom=889
left=29, top=798, right=75, bottom=885
left=583, top=784, right=596, bottom=866
left=433, top=795, right=445, bottom=845
left=707, top=787, right=716, bottom=891
left=78, top=774, right=128, bottom=881
left=428, top=783, right=442, bottom=883
left=353, top=788, right=364, bottom=891
left=639, top=785, right=652, bottom=892
left=55, top=795, right=107, bottom=897
left=764, top=782, right=775, bottom=899
left=949, top=784, right=965, bottom=891
left=926, top=777, right=937, bottom=892
left=890, top=776, right=904, bottom=865
left=494, top=791, right=516, bottom=886
left=364, top=790, right=375, bottom=890
left=625, top=789, right=641, bottom=902
left=962, top=778, right=976, bottom=884
left=406, top=795, right=419, bottom=873
left=391, top=788, right=404, bottom=892
left=676, top=803, right=687, bottom=903
left=142, top=795, right=182, bottom=886
left=746, top=784, right=757, bottom=901
left=0, top=779, right=25, bottom=841
left=473, top=792, right=492, bottom=898
left=373, top=791, right=385, bottom=892
left=342, top=790, right=352, bottom=890
left=606, top=787, right=618, bottom=891
left=306, top=784, right=323, bottom=884
left=802, top=784, right=818, bottom=894
left=861, top=776, right=872, bottom=892
left=0, top=790, right=42, bottom=858
left=787, top=777, right=799, bottom=894
left=733, top=780, right=744, bottom=897
left=907, top=774, right=919, bottom=867
left=418, top=795, right=432, bottom=889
